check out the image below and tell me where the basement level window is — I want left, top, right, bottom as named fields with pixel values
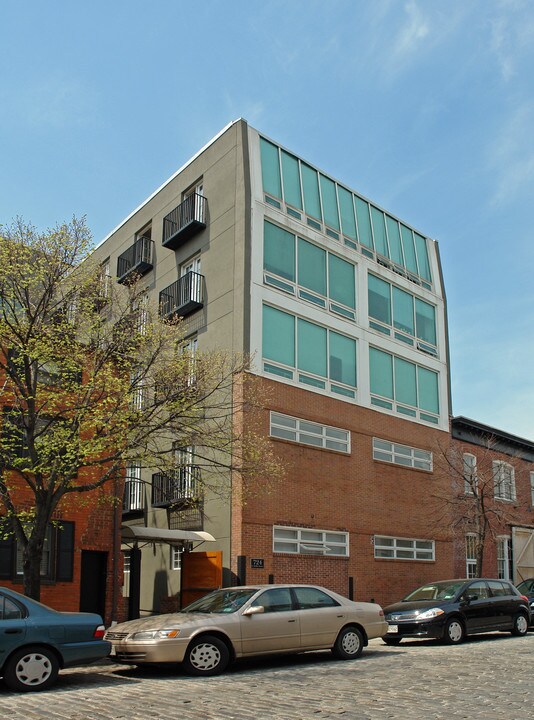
left=273, top=525, right=349, bottom=557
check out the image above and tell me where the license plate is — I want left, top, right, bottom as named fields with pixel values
left=388, top=624, right=398, bottom=634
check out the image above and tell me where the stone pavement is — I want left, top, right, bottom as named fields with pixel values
left=0, top=633, right=533, bottom=720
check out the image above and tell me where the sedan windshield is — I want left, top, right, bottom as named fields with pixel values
left=182, top=589, right=258, bottom=614
left=403, top=581, right=466, bottom=602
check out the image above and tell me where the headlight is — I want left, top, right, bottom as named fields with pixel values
left=417, top=608, right=445, bottom=620
left=131, top=629, right=181, bottom=640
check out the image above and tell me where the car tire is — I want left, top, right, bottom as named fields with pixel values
left=382, top=637, right=402, bottom=646
left=182, top=635, right=230, bottom=676
left=332, top=626, right=364, bottom=660
left=3, top=646, right=60, bottom=692
left=511, top=612, right=529, bottom=636
left=443, top=618, right=465, bottom=645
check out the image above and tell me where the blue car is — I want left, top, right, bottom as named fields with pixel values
left=0, top=586, right=110, bottom=692
left=515, top=579, right=534, bottom=626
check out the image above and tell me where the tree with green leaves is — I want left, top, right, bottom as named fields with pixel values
left=0, top=217, right=281, bottom=600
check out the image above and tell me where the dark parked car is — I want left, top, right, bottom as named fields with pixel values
left=383, top=578, right=530, bottom=645
left=0, top=586, right=110, bottom=692
left=515, top=579, right=534, bottom=625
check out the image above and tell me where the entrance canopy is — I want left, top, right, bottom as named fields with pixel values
left=121, top=525, right=215, bottom=547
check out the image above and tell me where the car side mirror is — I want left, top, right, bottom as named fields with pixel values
left=242, top=605, right=265, bottom=616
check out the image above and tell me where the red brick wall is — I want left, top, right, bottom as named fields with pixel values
left=235, top=378, right=454, bottom=607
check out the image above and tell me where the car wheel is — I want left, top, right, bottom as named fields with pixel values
left=382, top=637, right=402, bottom=646
left=332, top=626, right=364, bottom=660
left=443, top=618, right=465, bottom=645
left=511, top=613, right=529, bottom=636
left=182, top=635, right=230, bottom=676
left=3, top=646, right=59, bottom=692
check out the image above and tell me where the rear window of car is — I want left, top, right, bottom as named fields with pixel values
left=293, top=587, right=340, bottom=610
left=487, top=580, right=514, bottom=597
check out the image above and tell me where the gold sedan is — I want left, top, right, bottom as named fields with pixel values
left=105, top=584, right=387, bottom=675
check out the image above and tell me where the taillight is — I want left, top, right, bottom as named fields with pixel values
left=520, top=595, right=529, bottom=603
left=378, top=609, right=384, bottom=616
left=94, top=625, right=106, bottom=639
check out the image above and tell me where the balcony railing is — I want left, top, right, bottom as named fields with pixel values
left=117, top=236, right=154, bottom=284
left=123, top=480, right=146, bottom=513
left=159, top=271, right=204, bottom=319
left=152, top=466, right=201, bottom=508
left=162, top=193, right=206, bottom=249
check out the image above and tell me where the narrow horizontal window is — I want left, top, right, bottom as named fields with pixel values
left=274, top=525, right=349, bottom=557
left=374, top=535, right=435, bottom=561
left=270, top=412, right=350, bottom=453
left=372, top=438, right=432, bottom=471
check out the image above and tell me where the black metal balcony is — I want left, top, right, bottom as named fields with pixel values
left=117, top=236, right=154, bottom=284
left=123, top=480, right=146, bottom=513
left=162, top=193, right=206, bottom=249
left=159, top=271, right=204, bottom=319
left=152, top=466, right=201, bottom=508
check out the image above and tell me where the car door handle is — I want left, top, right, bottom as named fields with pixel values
left=4, top=629, right=23, bottom=634
left=288, top=619, right=297, bottom=623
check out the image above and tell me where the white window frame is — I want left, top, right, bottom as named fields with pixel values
left=530, top=472, right=534, bottom=507
left=465, top=534, right=477, bottom=578
left=124, top=462, right=143, bottom=511
left=372, top=438, right=432, bottom=471
left=122, top=550, right=131, bottom=597
left=493, top=460, right=516, bottom=501
left=171, top=546, right=183, bottom=571
left=273, top=525, right=349, bottom=557
left=463, top=453, right=478, bottom=495
left=270, top=412, right=350, bottom=453
left=497, top=536, right=512, bottom=580
left=373, top=535, right=435, bottom=561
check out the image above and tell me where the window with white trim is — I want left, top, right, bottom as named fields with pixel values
left=372, top=438, right=432, bottom=471
left=497, top=536, right=512, bottom=580
left=270, top=412, right=350, bottom=453
left=171, top=546, right=183, bottom=571
left=465, top=534, right=477, bottom=578
left=463, top=453, right=478, bottom=495
left=122, top=550, right=131, bottom=597
left=530, top=472, right=534, bottom=506
left=493, top=461, right=515, bottom=501
left=374, top=535, right=435, bottom=561
left=273, top=526, right=349, bottom=557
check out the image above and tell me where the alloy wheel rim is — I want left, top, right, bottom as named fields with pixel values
left=16, top=653, right=52, bottom=686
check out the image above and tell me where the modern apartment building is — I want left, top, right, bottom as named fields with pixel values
left=94, top=119, right=456, bottom=615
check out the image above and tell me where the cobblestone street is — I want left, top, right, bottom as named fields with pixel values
left=1, top=634, right=532, bottom=720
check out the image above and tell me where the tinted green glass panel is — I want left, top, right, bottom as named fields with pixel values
left=392, top=287, right=414, bottom=335
left=329, top=255, right=355, bottom=309
left=264, top=220, right=295, bottom=281
left=298, top=238, right=326, bottom=296
left=329, top=332, right=356, bottom=387
left=368, top=275, right=391, bottom=324
left=371, top=207, right=388, bottom=257
left=281, top=151, right=302, bottom=209
left=338, top=187, right=357, bottom=239
left=260, top=138, right=281, bottom=198
left=369, top=348, right=393, bottom=399
left=297, top=319, right=327, bottom=377
left=355, top=198, right=373, bottom=249
left=386, top=216, right=403, bottom=265
left=394, top=357, right=417, bottom=407
left=319, top=175, right=340, bottom=230
left=414, top=233, right=431, bottom=281
left=418, top=367, right=439, bottom=413
left=401, top=225, right=418, bottom=273
left=415, top=299, right=436, bottom=345
left=301, top=164, right=322, bottom=220
left=262, top=305, right=295, bottom=367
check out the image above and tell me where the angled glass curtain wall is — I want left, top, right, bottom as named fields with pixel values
left=368, top=274, right=437, bottom=354
left=260, top=137, right=432, bottom=289
left=262, top=304, right=357, bottom=398
left=263, top=220, right=356, bottom=320
left=369, top=347, right=439, bottom=424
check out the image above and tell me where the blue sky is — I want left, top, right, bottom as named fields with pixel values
left=1, top=0, right=533, bottom=440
